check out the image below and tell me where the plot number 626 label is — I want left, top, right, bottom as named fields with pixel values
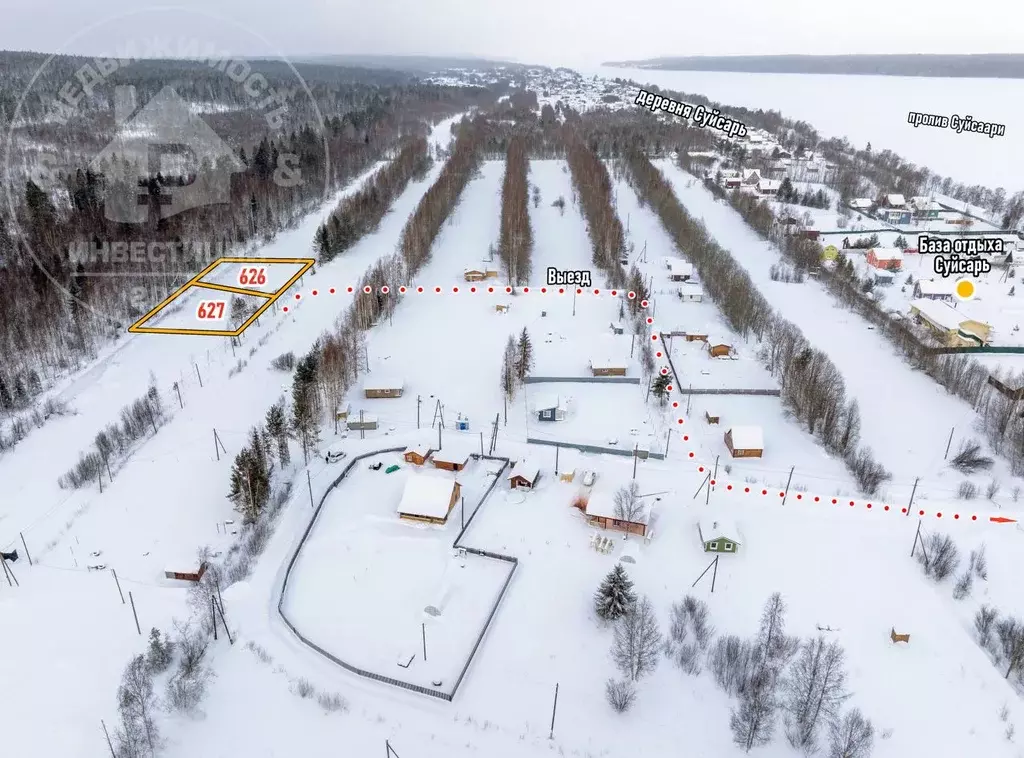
left=196, top=300, right=226, bottom=320
left=238, top=267, right=267, bottom=285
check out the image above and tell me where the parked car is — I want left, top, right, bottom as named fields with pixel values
left=325, top=442, right=347, bottom=463
left=582, top=470, right=596, bottom=487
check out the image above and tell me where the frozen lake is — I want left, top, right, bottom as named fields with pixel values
left=593, top=66, right=1024, bottom=193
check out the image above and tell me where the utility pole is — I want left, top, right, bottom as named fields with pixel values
left=555, top=445, right=560, bottom=475
left=944, top=427, right=955, bottom=460
left=359, top=410, right=365, bottom=440
left=129, top=591, right=141, bottom=635
left=782, top=466, right=795, bottom=505
left=461, top=496, right=465, bottom=531
left=632, top=445, right=638, bottom=479
left=630, top=334, right=635, bottom=358
left=213, top=429, right=227, bottom=461
left=910, top=518, right=923, bottom=557
left=907, top=477, right=919, bottom=516
left=572, top=288, right=577, bottom=316
left=665, top=430, right=671, bottom=456
left=307, top=470, right=314, bottom=508
left=549, top=683, right=559, bottom=739
left=102, top=720, right=116, bottom=758
left=503, top=394, right=507, bottom=426
left=417, top=395, right=422, bottom=429
left=194, top=363, right=203, bottom=387
left=479, top=432, right=484, bottom=456
left=173, top=382, right=183, bottom=409
left=687, top=385, right=692, bottom=415
left=421, top=622, right=427, bottom=661
left=19, top=533, right=32, bottom=566
left=437, top=423, right=442, bottom=450
left=710, top=555, right=719, bottom=592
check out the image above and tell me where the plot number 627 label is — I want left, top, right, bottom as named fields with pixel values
left=238, top=267, right=267, bottom=285
left=196, top=300, right=226, bottom=320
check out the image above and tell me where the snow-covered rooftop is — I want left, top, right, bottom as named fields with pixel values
left=507, top=460, right=540, bottom=483
left=532, top=393, right=563, bottom=411
left=669, top=260, right=694, bottom=276
left=707, top=336, right=732, bottom=347
left=915, top=279, right=957, bottom=296
left=585, top=490, right=651, bottom=524
left=850, top=198, right=873, bottom=209
left=910, top=298, right=967, bottom=331
left=727, top=426, right=764, bottom=450
left=405, top=444, right=432, bottom=459
left=887, top=193, right=907, bottom=207
left=432, top=444, right=472, bottom=465
left=590, top=357, right=628, bottom=370
left=396, top=474, right=458, bottom=519
left=868, top=247, right=904, bottom=262
left=364, top=377, right=404, bottom=391
left=758, top=179, right=781, bottom=191
left=699, top=518, right=741, bottom=543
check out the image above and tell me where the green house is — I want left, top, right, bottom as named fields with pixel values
left=698, top=519, right=741, bottom=554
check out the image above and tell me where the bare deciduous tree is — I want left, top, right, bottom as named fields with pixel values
left=612, top=595, right=662, bottom=682
left=783, top=636, right=849, bottom=751
left=828, top=708, right=875, bottom=758
left=605, top=678, right=636, bottom=713
left=613, top=481, right=645, bottom=525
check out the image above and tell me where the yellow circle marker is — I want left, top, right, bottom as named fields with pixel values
left=954, top=278, right=976, bottom=301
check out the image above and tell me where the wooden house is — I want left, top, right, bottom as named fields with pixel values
left=705, top=410, right=720, bottom=425
left=706, top=338, right=733, bottom=358
left=697, top=519, right=741, bottom=553
left=678, top=282, right=704, bottom=302
left=164, top=558, right=208, bottom=583
left=910, top=299, right=991, bottom=347
left=334, top=403, right=351, bottom=422
left=396, top=475, right=461, bottom=525
left=886, top=193, right=907, bottom=208
left=495, top=303, right=510, bottom=314
left=590, top=358, right=628, bottom=377
left=584, top=490, right=652, bottom=537
left=849, top=198, right=874, bottom=212
left=403, top=444, right=432, bottom=466
left=668, top=260, right=694, bottom=282
left=464, top=267, right=488, bottom=282
left=346, top=414, right=378, bottom=431
left=757, top=179, right=781, bottom=196
left=533, top=393, right=567, bottom=422
left=507, top=460, right=540, bottom=489
left=364, top=378, right=404, bottom=399
left=878, top=208, right=912, bottom=225
left=432, top=448, right=470, bottom=472
left=866, top=248, right=904, bottom=271
left=725, top=426, right=764, bottom=458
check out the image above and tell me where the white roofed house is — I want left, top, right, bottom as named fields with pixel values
left=584, top=488, right=653, bottom=537
left=757, top=179, right=781, bottom=196
left=431, top=444, right=473, bottom=472
left=590, top=357, right=628, bottom=377
left=698, top=519, right=741, bottom=553
left=849, top=198, right=874, bottom=211
left=886, top=193, right=907, bottom=208
left=724, top=426, right=764, bottom=458
left=507, top=460, right=540, bottom=489
left=396, top=474, right=462, bottom=525
left=364, top=378, right=404, bottom=399
left=913, top=279, right=956, bottom=301
left=668, top=260, right=694, bottom=281
left=678, top=281, right=704, bottom=302
left=533, top=393, right=567, bottom=422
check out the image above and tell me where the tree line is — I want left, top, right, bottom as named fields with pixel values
left=564, top=130, right=627, bottom=287
left=622, top=150, right=890, bottom=494
left=314, top=137, right=432, bottom=262
left=497, top=136, right=534, bottom=285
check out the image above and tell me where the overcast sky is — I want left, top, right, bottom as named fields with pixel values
left=1, top=0, right=1021, bottom=68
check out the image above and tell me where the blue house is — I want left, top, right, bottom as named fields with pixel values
left=533, top=393, right=567, bottom=422
left=879, top=207, right=912, bottom=225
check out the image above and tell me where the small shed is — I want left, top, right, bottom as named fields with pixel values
left=534, top=393, right=567, bottom=422
left=432, top=448, right=470, bottom=472
left=364, top=378, right=404, bottom=399
left=584, top=490, right=651, bottom=537
left=396, top=475, right=461, bottom=525
left=559, top=469, right=576, bottom=483
left=507, top=460, right=540, bottom=489
left=335, top=403, right=351, bottom=421
left=706, top=338, right=733, bottom=358
left=913, top=279, right=956, bottom=301
left=610, top=321, right=625, bottom=335
left=678, top=282, right=704, bottom=302
left=164, top=559, right=208, bottom=583
left=705, top=410, right=720, bottom=424
left=725, top=426, right=764, bottom=458
left=495, top=303, right=510, bottom=314
left=464, top=267, right=487, bottom=282
left=347, top=414, right=378, bottom=431
left=590, top=358, right=628, bottom=377
left=697, top=519, right=741, bottom=553
left=403, top=445, right=432, bottom=466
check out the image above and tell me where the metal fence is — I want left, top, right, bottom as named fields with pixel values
left=526, top=437, right=666, bottom=460
left=524, top=376, right=640, bottom=385
left=278, top=447, right=519, bottom=703
left=682, top=388, right=781, bottom=396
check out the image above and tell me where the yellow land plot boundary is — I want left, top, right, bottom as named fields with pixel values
left=127, top=257, right=315, bottom=337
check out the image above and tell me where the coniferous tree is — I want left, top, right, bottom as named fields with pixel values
left=651, top=373, right=671, bottom=404
left=515, top=327, right=534, bottom=383
left=594, top=563, right=637, bottom=621
left=500, top=335, right=518, bottom=406
left=265, top=400, right=291, bottom=467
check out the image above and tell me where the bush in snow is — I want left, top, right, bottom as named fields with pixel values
left=996, top=617, right=1024, bottom=680
left=270, top=351, right=296, bottom=371
left=828, top=707, right=874, bottom=758
left=952, top=568, right=973, bottom=600
left=294, top=678, right=315, bottom=699
left=316, top=691, right=349, bottom=713
left=957, top=481, right=978, bottom=500
left=594, top=564, right=636, bottom=621
left=917, top=533, right=959, bottom=581
left=709, top=635, right=758, bottom=696
left=949, top=439, right=994, bottom=474
left=164, top=620, right=214, bottom=714
left=975, top=605, right=999, bottom=650
left=969, top=544, right=988, bottom=580
left=605, top=678, right=636, bottom=713
left=611, top=596, right=662, bottom=682
left=666, top=596, right=715, bottom=674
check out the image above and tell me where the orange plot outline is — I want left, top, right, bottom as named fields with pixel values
left=127, top=257, right=315, bottom=337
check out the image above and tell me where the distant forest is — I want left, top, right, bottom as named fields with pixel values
left=604, top=54, right=1024, bottom=79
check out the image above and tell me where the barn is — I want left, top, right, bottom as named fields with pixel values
left=725, top=426, right=764, bottom=458
left=396, top=475, right=461, bottom=525
left=507, top=460, right=540, bottom=489
left=164, top=558, right=208, bottom=583
left=364, top=378, right=404, bottom=399
left=706, top=338, right=733, bottom=358
left=866, top=247, right=904, bottom=271
left=590, top=358, right=628, bottom=377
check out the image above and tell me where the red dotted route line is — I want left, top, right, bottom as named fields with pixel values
left=278, top=283, right=1016, bottom=527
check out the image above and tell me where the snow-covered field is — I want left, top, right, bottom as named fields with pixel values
left=6, top=119, right=1024, bottom=758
